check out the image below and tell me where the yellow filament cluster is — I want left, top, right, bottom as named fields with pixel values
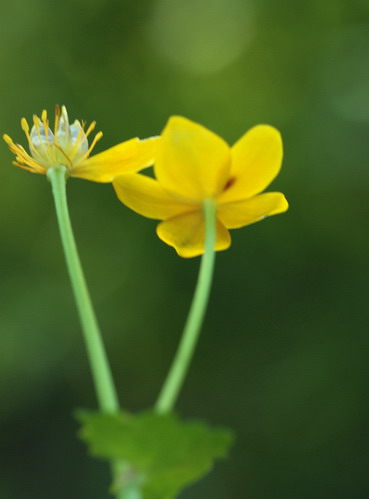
left=3, top=105, right=103, bottom=174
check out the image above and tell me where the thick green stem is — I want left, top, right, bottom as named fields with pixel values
left=47, top=165, right=133, bottom=499
left=155, top=199, right=217, bottom=414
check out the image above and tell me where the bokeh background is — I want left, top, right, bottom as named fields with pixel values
left=1, top=0, right=369, bottom=497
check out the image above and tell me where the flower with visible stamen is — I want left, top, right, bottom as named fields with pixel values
left=113, top=116, right=289, bottom=258
left=3, top=105, right=159, bottom=182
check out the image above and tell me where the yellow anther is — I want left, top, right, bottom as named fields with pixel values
left=21, top=118, right=29, bottom=132
left=3, top=134, right=12, bottom=144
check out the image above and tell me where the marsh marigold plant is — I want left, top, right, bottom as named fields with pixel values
left=114, top=116, right=288, bottom=257
left=3, top=105, right=158, bottom=182
left=2, top=107, right=289, bottom=499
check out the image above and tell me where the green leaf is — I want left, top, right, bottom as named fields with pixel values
left=77, top=410, right=234, bottom=499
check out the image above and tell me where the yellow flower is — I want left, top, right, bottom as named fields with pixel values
left=114, top=116, right=288, bottom=258
left=3, top=105, right=159, bottom=182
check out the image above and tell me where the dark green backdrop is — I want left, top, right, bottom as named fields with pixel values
left=1, top=0, right=369, bottom=497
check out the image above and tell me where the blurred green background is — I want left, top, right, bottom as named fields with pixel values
left=1, top=0, right=369, bottom=497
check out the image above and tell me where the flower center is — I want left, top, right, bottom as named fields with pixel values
left=23, top=105, right=102, bottom=170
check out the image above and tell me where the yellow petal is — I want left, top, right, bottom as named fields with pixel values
left=218, top=125, right=283, bottom=203
left=217, top=192, right=288, bottom=229
left=71, top=136, right=159, bottom=182
left=157, top=211, right=231, bottom=258
left=155, top=116, right=231, bottom=202
left=113, top=173, right=195, bottom=220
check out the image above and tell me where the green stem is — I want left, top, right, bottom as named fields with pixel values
left=155, top=199, right=217, bottom=414
left=47, top=165, right=130, bottom=499
left=47, top=165, right=119, bottom=413
left=121, top=484, right=143, bottom=499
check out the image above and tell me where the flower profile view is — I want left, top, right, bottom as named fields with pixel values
left=3, top=105, right=158, bottom=182
left=113, top=116, right=289, bottom=257
left=2, top=106, right=161, bottom=497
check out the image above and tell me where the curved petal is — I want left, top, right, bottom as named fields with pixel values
left=217, top=192, right=288, bottom=229
left=72, top=136, right=159, bottom=182
left=157, top=211, right=231, bottom=258
left=113, top=173, right=195, bottom=220
left=155, top=116, right=231, bottom=202
left=218, top=125, right=283, bottom=203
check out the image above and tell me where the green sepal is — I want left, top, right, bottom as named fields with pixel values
left=77, top=410, right=234, bottom=499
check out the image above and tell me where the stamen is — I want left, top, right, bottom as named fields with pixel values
left=14, top=144, right=44, bottom=168
left=41, top=110, right=51, bottom=145
left=68, top=126, right=86, bottom=160
left=21, top=118, right=40, bottom=156
left=75, top=131, right=102, bottom=164
left=85, top=121, right=96, bottom=138
left=54, top=104, right=60, bottom=135
left=3, top=137, right=21, bottom=156
left=12, top=162, right=45, bottom=173
left=12, top=161, right=44, bottom=174
left=86, top=131, right=103, bottom=156
left=21, top=118, right=29, bottom=133
left=3, top=134, right=13, bottom=145
left=4, top=136, right=46, bottom=170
